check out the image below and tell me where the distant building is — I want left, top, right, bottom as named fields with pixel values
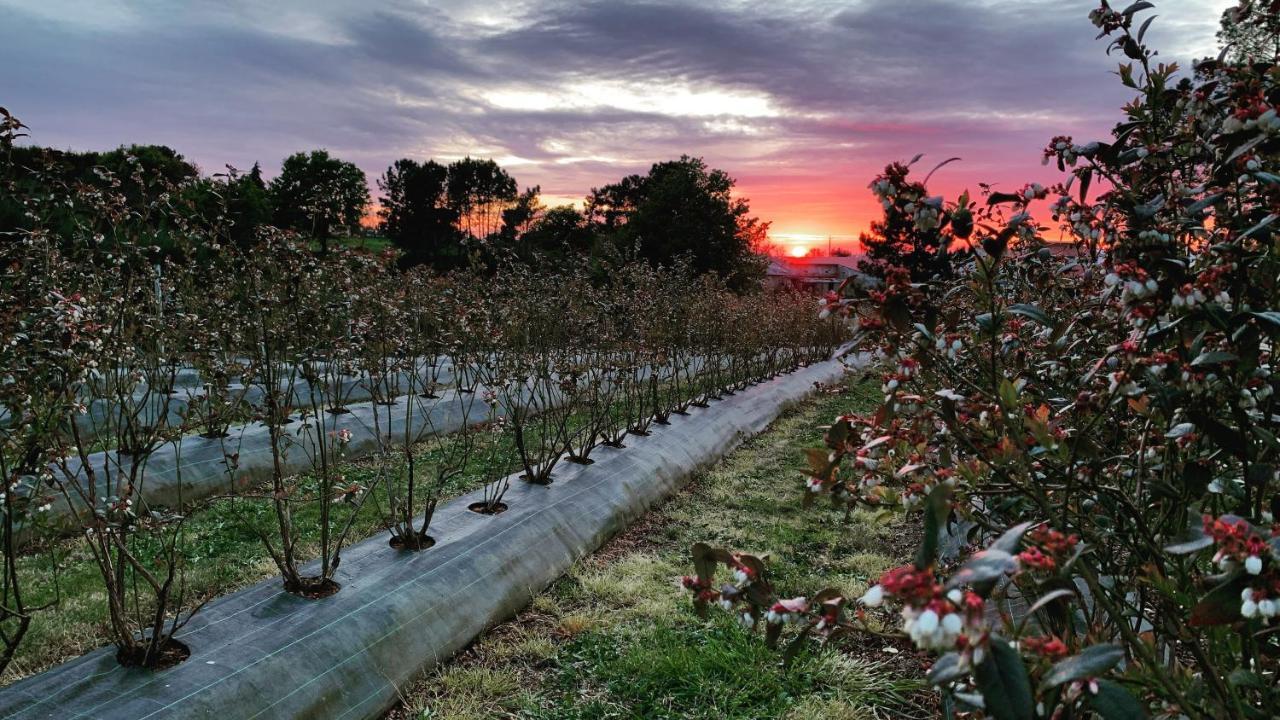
left=765, top=255, right=880, bottom=293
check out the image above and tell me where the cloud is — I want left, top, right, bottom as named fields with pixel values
left=0, top=0, right=1233, bottom=237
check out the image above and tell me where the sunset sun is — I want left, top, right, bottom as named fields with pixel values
left=787, top=245, right=809, bottom=257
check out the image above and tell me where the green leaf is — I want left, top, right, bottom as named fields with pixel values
left=1240, top=213, right=1276, bottom=240
left=1252, top=424, right=1280, bottom=454
left=1250, top=311, right=1280, bottom=331
left=1089, top=679, right=1148, bottom=719
left=915, top=484, right=953, bottom=570
left=946, top=549, right=1019, bottom=595
left=1184, top=193, right=1222, bottom=215
left=1190, top=350, right=1237, bottom=367
left=989, top=521, right=1034, bottom=555
left=973, top=637, right=1034, bottom=720
left=1164, top=527, right=1213, bottom=555
left=1008, top=303, right=1052, bottom=327
left=998, top=377, right=1019, bottom=410
left=1022, top=588, right=1076, bottom=622
left=1228, top=669, right=1264, bottom=689
left=1043, top=644, right=1125, bottom=688
left=1225, top=135, right=1266, bottom=166
left=928, top=652, right=970, bottom=685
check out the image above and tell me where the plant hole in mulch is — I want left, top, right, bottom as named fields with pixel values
left=389, top=532, right=437, bottom=551
left=602, top=440, right=626, bottom=449
left=326, top=406, right=352, bottom=415
left=198, top=430, right=230, bottom=440
left=468, top=501, right=508, bottom=515
left=520, top=474, right=554, bottom=486
left=283, top=576, right=341, bottom=599
left=115, top=638, right=191, bottom=671
left=565, top=455, right=595, bottom=465
left=419, top=392, right=440, bottom=399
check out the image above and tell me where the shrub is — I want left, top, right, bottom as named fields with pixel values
left=687, top=2, right=1280, bottom=717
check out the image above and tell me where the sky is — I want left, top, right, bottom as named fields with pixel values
left=2, top=0, right=1233, bottom=254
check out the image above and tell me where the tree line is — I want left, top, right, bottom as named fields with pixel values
left=1, top=141, right=768, bottom=289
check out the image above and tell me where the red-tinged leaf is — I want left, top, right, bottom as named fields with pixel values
left=862, top=435, right=893, bottom=451
left=896, top=462, right=925, bottom=477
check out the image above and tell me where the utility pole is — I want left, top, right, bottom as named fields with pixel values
left=827, top=235, right=832, bottom=256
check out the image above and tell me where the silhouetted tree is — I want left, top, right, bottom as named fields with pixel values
left=378, top=158, right=463, bottom=269
left=585, top=156, right=767, bottom=290
left=500, top=186, right=544, bottom=240
left=445, top=157, right=518, bottom=239
left=516, top=205, right=597, bottom=264
left=856, top=161, right=957, bottom=282
left=269, top=150, right=368, bottom=254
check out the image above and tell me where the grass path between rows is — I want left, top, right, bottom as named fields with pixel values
left=387, top=378, right=932, bottom=720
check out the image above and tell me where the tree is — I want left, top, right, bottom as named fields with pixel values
left=585, top=156, right=767, bottom=290
left=1218, top=1, right=1280, bottom=62
left=379, top=157, right=541, bottom=270
left=183, top=163, right=273, bottom=249
left=445, top=157, right=517, bottom=240
left=269, top=150, right=368, bottom=254
left=378, top=158, right=463, bottom=269
left=856, top=160, right=963, bottom=282
left=516, top=205, right=597, bottom=264
left=500, top=186, right=544, bottom=241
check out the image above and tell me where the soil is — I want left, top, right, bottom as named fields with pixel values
left=115, top=638, right=191, bottom=671
left=468, top=501, right=508, bottom=515
left=283, top=576, right=341, bottom=599
left=388, top=532, right=437, bottom=552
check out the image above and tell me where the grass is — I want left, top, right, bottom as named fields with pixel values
left=387, top=378, right=932, bottom=720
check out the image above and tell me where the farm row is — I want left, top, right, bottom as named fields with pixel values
left=1, top=227, right=844, bottom=681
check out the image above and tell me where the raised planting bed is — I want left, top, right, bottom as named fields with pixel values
left=28, top=357, right=678, bottom=535
left=0, top=352, right=861, bottom=720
